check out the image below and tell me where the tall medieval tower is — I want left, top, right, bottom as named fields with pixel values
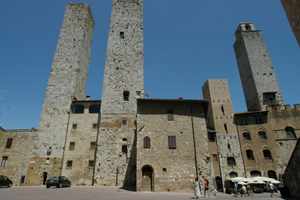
left=29, top=4, right=94, bottom=184
left=95, top=0, right=144, bottom=188
left=234, top=23, right=283, bottom=111
left=203, top=80, right=244, bottom=190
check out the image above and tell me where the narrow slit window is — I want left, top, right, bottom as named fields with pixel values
left=120, top=32, right=125, bottom=39
left=168, top=136, right=176, bottom=149
left=123, top=91, right=130, bottom=101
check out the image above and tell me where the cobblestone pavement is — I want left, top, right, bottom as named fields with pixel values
left=0, top=186, right=284, bottom=200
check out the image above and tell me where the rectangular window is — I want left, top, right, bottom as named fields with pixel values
left=20, top=176, right=26, bottom=184
left=88, top=160, right=95, bottom=168
left=5, top=138, right=13, bottom=149
left=66, top=160, right=73, bottom=169
left=122, top=145, right=128, bottom=154
left=123, top=91, right=130, bottom=101
left=72, top=123, right=77, bottom=129
left=224, top=123, right=228, bottom=133
left=0, top=156, right=8, bottom=167
left=168, top=136, right=176, bottom=149
left=90, top=142, right=96, bottom=150
left=167, top=110, right=174, bottom=121
left=92, top=123, right=98, bottom=129
left=69, top=142, right=75, bottom=151
left=120, top=32, right=125, bottom=39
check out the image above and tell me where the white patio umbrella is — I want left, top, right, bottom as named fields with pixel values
left=231, top=177, right=247, bottom=183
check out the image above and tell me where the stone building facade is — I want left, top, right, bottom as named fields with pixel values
left=136, top=99, right=209, bottom=192
left=281, top=0, right=300, bottom=46
left=0, top=129, right=36, bottom=186
left=1, top=1, right=300, bottom=192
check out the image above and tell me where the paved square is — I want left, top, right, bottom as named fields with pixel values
left=0, top=187, right=283, bottom=200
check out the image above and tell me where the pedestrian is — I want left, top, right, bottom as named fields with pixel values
left=193, top=177, right=201, bottom=199
left=203, top=176, right=209, bottom=198
left=246, top=184, right=251, bottom=196
left=269, top=182, right=275, bottom=198
left=240, top=184, right=247, bottom=198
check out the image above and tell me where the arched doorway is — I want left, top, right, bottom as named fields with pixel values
left=141, top=165, right=154, bottom=191
left=250, top=170, right=262, bottom=177
left=229, top=171, right=238, bottom=178
left=215, top=176, right=223, bottom=192
left=268, top=170, right=277, bottom=180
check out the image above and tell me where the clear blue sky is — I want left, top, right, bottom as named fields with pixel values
left=0, top=0, right=299, bottom=129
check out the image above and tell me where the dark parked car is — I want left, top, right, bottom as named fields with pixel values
left=0, top=175, right=13, bottom=188
left=46, top=176, right=71, bottom=188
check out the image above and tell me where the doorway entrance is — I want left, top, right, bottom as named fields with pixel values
left=141, top=165, right=154, bottom=191
left=42, top=172, right=48, bottom=185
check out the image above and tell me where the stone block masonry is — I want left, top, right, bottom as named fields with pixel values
left=95, top=0, right=144, bottom=189
left=29, top=3, right=94, bottom=185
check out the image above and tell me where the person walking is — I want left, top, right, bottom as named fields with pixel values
left=203, top=176, right=209, bottom=198
left=240, top=184, right=247, bottom=198
left=193, top=177, right=201, bottom=199
left=269, top=182, right=275, bottom=198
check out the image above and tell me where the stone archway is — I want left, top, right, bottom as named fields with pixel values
left=141, top=165, right=154, bottom=191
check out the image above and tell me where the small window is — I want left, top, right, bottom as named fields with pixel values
left=243, top=132, right=251, bottom=140
left=167, top=110, right=174, bottom=121
left=66, top=160, right=73, bottom=169
left=89, top=104, right=100, bottom=113
left=227, top=143, right=231, bottom=150
left=122, top=145, right=128, bottom=154
left=268, top=170, right=277, bottom=180
left=144, top=137, right=151, bottom=149
left=208, top=131, right=216, bottom=142
left=92, top=123, right=98, bottom=129
left=122, top=119, right=128, bottom=126
left=162, top=168, right=167, bottom=172
left=246, top=150, right=255, bottom=160
left=69, top=142, right=75, bottom=151
left=224, top=124, right=228, bottom=133
left=227, top=157, right=236, bottom=166
left=120, top=31, right=125, bottom=39
left=72, top=123, right=77, bottom=129
left=0, top=156, right=8, bottom=167
left=168, top=136, right=176, bottom=149
left=263, top=150, right=273, bottom=160
left=221, top=105, right=225, bottom=115
left=263, top=92, right=277, bottom=106
left=122, top=138, right=127, bottom=142
left=258, top=131, right=268, bottom=140
left=71, top=104, right=84, bottom=114
left=123, top=91, right=130, bottom=101
left=285, top=127, right=296, bottom=139
left=88, top=160, right=95, bottom=168
left=5, top=138, right=13, bottom=149
left=46, top=147, right=52, bottom=156
left=90, top=142, right=96, bottom=150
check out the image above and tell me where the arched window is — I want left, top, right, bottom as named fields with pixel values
left=144, top=137, right=151, bottom=149
left=285, top=127, right=296, bottom=139
left=71, top=104, right=84, bottom=114
left=229, top=171, right=238, bottom=178
left=250, top=170, right=262, bottom=177
left=245, top=24, right=251, bottom=31
left=246, top=149, right=255, bottom=160
left=243, top=132, right=251, bottom=140
left=268, top=170, right=277, bottom=180
left=258, top=131, right=268, bottom=140
left=89, top=104, right=100, bottom=113
left=263, top=149, right=273, bottom=160
left=227, top=157, right=236, bottom=167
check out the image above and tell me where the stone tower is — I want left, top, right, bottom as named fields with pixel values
left=234, top=23, right=283, bottom=111
left=31, top=3, right=94, bottom=183
left=281, top=0, right=300, bottom=46
left=95, top=0, right=144, bottom=188
left=203, top=80, right=244, bottom=189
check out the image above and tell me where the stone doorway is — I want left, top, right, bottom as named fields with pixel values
left=141, top=165, right=154, bottom=191
left=42, top=172, right=48, bottom=185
